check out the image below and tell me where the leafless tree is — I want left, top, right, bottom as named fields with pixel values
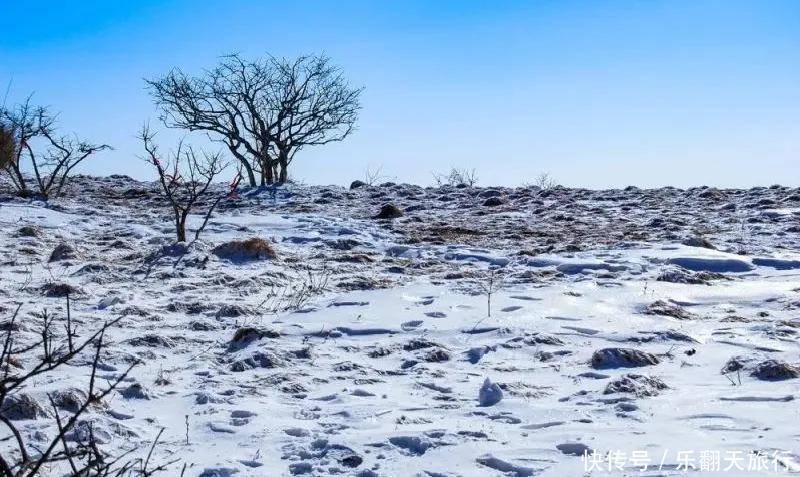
left=139, top=125, right=237, bottom=243
left=0, top=302, right=180, bottom=476
left=268, top=54, right=362, bottom=183
left=0, top=97, right=110, bottom=199
left=146, top=53, right=362, bottom=186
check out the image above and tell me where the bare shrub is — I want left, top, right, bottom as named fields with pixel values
left=0, top=97, right=110, bottom=199
left=432, top=167, right=478, bottom=187
left=363, top=165, right=386, bottom=186
left=259, top=263, right=331, bottom=314
left=528, top=172, right=557, bottom=191
left=139, top=125, right=238, bottom=243
left=476, top=267, right=505, bottom=318
left=0, top=122, right=15, bottom=171
left=0, top=302, right=179, bottom=476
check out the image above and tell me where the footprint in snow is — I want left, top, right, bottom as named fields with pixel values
left=476, top=455, right=536, bottom=476
left=401, top=320, right=424, bottom=330
left=509, top=295, right=540, bottom=301
left=284, top=427, right=310, bottom=438
left=545, top=315, right=582, bottom=322
left=209, top=422, right=236, bottom=433
left=328, top=301, right=369, bottom=307
left=350, top=388, right=376, bottom=397
left=425, top=311, right=447, bottom=318
left=488, top=414, right=521, bottom=424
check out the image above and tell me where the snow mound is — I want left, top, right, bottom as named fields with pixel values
left=666, top=257, right=754, bottom=273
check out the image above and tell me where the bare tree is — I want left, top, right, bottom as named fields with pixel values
left=146, top=53, right=362, bottom=186
left=0, top=97, right=110, bottom=199
left=268, top=54, right=362, bottom=183
left=140, top=125, right=237, bottom=243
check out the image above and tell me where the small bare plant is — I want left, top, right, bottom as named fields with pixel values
left=363, top=165, right=385, bottom=186
left=140, top=125, right=239, bottom=243
left=0, top=97, right=110, bottom=199
left=723, top=369, right=742, bottom=386
left=735, top=215, right=750, bottom=255
left=259, top=263, right=332, bottom=314
left=432, top=167, right=478, bottom=187
left=529, top=172, right=557, bottom=191
left=477, top=267, right=504, bottom=318
left=0, top=301, right=180, bottom=476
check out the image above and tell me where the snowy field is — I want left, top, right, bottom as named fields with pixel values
left=2, top=177, right=800, bottom=476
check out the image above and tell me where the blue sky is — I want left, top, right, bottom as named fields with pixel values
left=1, top=1, right=798, bottom=187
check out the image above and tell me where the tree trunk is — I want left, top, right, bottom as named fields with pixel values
left=257, top=152, right=275, bottom=185
left=277, top=149, right=289, bottom=184
left=237, top=158, right=256, bottom=187
left=176, top=210, right=187, bottom=242
left=262, top=162, right=274, bottom=185
left=224, top=145, right=256, bottom=187
left=243, top=166, right=256, bottom=187
left=278, top=160, right=288, bottom=183
left=9, top=159, right=29, bottom=196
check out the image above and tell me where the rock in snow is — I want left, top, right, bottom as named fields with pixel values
left=478, top=378, right=503, bottom=406
left=603, top=373, right=669, bottom=397
left=375, top=203, right=403, bottom=219
left=591, top=347, right=660, bottom=369
left=750, top=360, right=800, bottom=381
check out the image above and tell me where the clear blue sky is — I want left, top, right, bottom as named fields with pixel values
left=1, top=1, right=798, bottom=188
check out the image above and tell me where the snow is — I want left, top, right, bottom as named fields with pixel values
left=2, top=178, right=800, bottom=476
left=666, top=257, right=755, bottom=273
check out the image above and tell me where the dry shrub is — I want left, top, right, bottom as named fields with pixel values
left=0, top=122, right=15, bottom=170
left=213, top=237, right=276, bottom=262
left=432, top=167, right=478, bottom=187
left=0, top=302, right=181, bottom=475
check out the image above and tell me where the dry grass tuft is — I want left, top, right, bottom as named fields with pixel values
left=213, top=237, right=277, bottom=261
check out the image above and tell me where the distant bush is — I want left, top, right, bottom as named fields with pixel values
left=525, top=172, right=558, bottom=191
left=432, top=167, right=478, bottom=187
left=0, top=97, right=110, bottom=199
left=362, top=165, right=388, bottom=186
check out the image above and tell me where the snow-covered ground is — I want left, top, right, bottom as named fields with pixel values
left=1, top=177, right=800, bottom=476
